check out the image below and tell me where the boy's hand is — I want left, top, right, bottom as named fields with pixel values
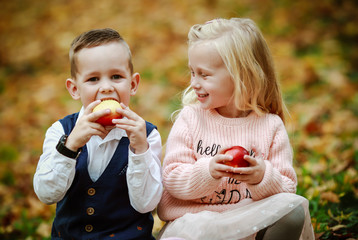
left=112, top=104, right=148, bottom=154
left=65, top=100, right=111, bottom=152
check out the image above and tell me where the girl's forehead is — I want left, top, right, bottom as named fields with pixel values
left=188, top=43, right=226, bottom=70
left=189, top=41, right=218, bottom=56
left=189, top=40, right=215, bottom=49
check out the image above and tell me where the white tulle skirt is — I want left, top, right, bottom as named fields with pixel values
left=159, top=193, right=314, bottom=240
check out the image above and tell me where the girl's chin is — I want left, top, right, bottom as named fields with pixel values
left=198, top=103, right=211, bottom=110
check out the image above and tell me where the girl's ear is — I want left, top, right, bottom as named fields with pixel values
left=66, top=78, right=81, bottom=100
left=130, top=73, right=140, bottom=96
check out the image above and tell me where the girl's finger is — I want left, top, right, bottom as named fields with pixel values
left=243, top=155, right=257, bottom=166
left=215, top=154, right=233, bottom=164
left=231, top=166, right=252, bottom=175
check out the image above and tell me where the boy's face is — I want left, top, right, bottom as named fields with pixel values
left=66, top=42, right=139, bottom=108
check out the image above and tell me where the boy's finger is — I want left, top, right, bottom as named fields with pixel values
left=117, top=103, right=141, bottom=121
left=84, top=100, right=102, bottom=114
left=88, top=109, right=111, bottom=122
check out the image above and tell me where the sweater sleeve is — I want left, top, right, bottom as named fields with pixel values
left=247, top=116, right=297, bottom=200
left=162, top=107, right=221, bottom=200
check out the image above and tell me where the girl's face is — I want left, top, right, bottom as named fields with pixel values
left=67, top=42, right=138, bottom=108
left=188, top=42, right=237, bottom=118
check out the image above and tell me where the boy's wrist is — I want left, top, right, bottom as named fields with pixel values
left=56, top=135, right=81, bottom=159
left=65, top=134, right=81, bottom=152
left=130, top=142, right=149, bottom=155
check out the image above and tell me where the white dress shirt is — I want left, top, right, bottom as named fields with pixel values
left=33, top=108, right=163, bottom=213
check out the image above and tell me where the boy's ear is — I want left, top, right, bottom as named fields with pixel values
left=130, top=73, right=140, bottom=96
left=66, top=78, right=81, bottom=100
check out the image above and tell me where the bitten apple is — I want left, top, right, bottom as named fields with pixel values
left=224, top=146, right=250, bottom=167
left=92, top=99, right=122, bottom=126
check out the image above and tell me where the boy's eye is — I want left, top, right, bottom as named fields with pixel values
left=201, top=73, right=207, bottom=77
left=88, top=77, right=99, bottom=82
left=112, top=75, right=122, bottom=80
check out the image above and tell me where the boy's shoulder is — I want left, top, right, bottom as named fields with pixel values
left=59, top=112, right=80, bottom=123
left=58, top=112, right=80, bottom=134
left=145, top=121, right=157, bottom=136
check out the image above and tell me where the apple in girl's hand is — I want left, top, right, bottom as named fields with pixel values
left=92, top=99, right=122, bottom=126
left=224, top=146, right=250, bottom=167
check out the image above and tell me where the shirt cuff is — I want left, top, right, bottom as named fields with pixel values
left=52, top=150, right=77, bottom=174
left=128, top=145, right=152, bottom=170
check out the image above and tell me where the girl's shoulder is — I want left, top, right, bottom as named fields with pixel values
left=260, top=113, right=287, bottom=133
left=251, top=112, right=285, bottom=130
left=261, top=112, right=284, bottom=124
left=177, top=104, right=203, bottom=120
left=173, top=104, right=209, bottom=128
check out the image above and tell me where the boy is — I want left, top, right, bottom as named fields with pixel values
left=33, top=28, right=162, bottom=239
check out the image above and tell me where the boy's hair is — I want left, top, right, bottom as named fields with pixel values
left=182, top=18, right=288, bottom=123
left=69, top=28, right=133, bottom=78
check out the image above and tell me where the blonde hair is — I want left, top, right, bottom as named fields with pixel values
left=69, top=28, right=133, bottom=79
left=181, top=18, right=288, bottom=123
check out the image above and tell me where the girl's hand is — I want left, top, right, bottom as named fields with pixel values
left=209, top=150, right=236, bottom=179
left=112, top=104, right=148, bottom=154
left=230, top=154, right=266, bottom=184
left=66, top=100, right=111, bottom=151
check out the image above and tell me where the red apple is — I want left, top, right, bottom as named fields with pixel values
left=92, top=99, right=123, bottom=126
left=224, top=146, right=250, bottom=167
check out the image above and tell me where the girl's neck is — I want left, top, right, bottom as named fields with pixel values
left=215, top=107, right=251, bottom=118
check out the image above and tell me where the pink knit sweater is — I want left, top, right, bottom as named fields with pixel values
left=157, top=104, right=297, bottom=221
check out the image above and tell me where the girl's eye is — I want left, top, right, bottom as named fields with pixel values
left=201, top=73, right=207, bottom=77
left=88, top=77, right=99, bottom=82
left=190, top=71, right=195, bottom=77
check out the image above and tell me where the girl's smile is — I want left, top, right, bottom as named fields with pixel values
left=196, top=93, right=209, bottom=102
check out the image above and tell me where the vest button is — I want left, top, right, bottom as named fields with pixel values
left=88, top=188, right=96, bottom=196
left=85, top=224, right=93, bottom=232
left=86, top=207, right=95, bottom=215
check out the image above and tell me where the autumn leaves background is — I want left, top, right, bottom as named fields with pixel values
left=0, top=0, right=357, bottom=239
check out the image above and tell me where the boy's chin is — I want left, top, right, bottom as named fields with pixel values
left=104, top=125, right=116, bottom=131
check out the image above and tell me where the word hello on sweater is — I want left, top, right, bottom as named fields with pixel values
left=196, top=140, right=221, bottom=156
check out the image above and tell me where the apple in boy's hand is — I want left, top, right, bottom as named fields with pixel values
left=92, top=99, right=122, bottom=126
left=224, top=146, right=250, bottom=167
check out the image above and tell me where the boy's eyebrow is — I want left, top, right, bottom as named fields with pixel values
left=81, top=66, right=130, bottom=77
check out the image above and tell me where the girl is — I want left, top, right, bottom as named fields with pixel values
left=158, top=18, right=314, bottom=240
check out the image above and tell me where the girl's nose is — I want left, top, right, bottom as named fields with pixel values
left=190, top=77, right=200, bottom=89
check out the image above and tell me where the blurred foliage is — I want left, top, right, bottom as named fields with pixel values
left=0, top=0, right=357, bottom=239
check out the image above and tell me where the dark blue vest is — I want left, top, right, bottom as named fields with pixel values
left=52, top=112, right=156, bottom=240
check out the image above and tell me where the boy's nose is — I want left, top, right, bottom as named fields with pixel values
left=99, top=80, right=114, bottom=92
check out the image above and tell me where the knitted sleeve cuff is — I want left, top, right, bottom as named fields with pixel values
left=195, top=157, right=221, bottom=187
left=246, top=160, right=281, bottom=199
